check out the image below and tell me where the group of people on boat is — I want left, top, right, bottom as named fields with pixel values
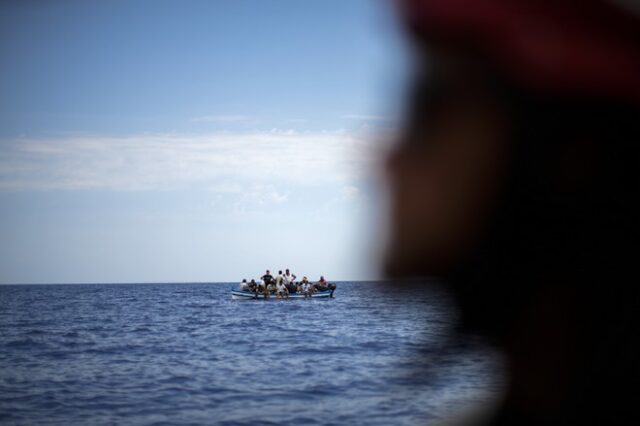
left=239, top=269, right=336, bottom=299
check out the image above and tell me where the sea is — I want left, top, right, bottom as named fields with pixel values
left=0, top=281, right=504, bottom=425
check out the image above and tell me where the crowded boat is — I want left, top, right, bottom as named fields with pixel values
left=231, top=269, right=336, bottom=300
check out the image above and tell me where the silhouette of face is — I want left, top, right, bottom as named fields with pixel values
left=385, top=46, right=509, bottom=277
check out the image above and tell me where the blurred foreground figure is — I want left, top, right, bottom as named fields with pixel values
left=386, top=0, right=639, bottom=424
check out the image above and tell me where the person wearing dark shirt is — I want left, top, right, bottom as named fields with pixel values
left=260, top=270, right=273, bottom=286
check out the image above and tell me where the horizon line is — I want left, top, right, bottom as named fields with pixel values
left=0, top=279, right=386, bottom=286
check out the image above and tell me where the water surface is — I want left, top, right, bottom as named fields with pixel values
left=0, top=282, right=503, bottom=425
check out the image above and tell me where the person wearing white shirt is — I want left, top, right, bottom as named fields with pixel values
left=283, top=268, right=297, bottom=293
left=276, top=280, right=289, bottom=299
left=301, top=277, right=312, bottom=298
left=239, top=279, right=249, bottom=291
left=274, top=270, right=284, bottom=285
left=283, top=269, right=296, bottom=285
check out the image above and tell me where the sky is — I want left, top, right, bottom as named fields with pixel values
left=0, top=0, right=408, bottom=284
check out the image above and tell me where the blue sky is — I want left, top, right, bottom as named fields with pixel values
left=0, top=0, right=408, bottom=283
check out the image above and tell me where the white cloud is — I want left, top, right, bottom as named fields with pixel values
left=0, top=131, right=376, bottom=192
left=207, top=183, right=244, bottom=194
left=237, top=184, right=288, bottom=208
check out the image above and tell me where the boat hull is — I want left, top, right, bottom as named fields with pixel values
left=231, top=289, right=334, bottom=300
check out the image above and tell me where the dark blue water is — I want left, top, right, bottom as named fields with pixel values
left=0, top=282, right=503, bottom=425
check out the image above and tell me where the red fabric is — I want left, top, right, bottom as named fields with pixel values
left=397, top=0, right=640, bottom=102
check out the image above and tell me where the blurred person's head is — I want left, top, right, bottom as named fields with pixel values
left=385, top=0, right=640, bottom=423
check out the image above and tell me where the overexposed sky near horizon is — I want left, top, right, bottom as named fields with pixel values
left=0, top=0, right=408, bottom=283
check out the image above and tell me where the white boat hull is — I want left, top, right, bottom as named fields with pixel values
left=231, top=289, right=334, bottom=300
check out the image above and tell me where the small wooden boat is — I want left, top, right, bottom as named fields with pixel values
left=231, top=289, right=335, bottom=300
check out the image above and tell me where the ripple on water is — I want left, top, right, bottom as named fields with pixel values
left=0, top=282, right=503, bottom=425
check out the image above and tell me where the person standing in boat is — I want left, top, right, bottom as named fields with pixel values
left=283, top=268, right=297, bottom=293
left=274, top=270, right=284, bottom=287
left=261, top=270, right=273, bottom=287
left=259, top=270, right=273, bottom=298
